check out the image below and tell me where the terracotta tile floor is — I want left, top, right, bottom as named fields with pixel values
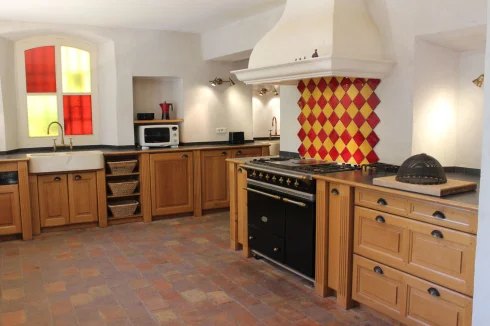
left=0, top=212, right=391, bottom=326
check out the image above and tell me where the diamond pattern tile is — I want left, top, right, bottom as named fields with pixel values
left=296, top=77, right=381, bottom=163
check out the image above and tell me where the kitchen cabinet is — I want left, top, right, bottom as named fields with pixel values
left=201, top=150, right=230, bottom=210
left=150, top=152, right=194, bottom=216
left=231, top=147, right=263, bottom=158
left=0, top=185, right=22, bottom=235
left=38, top=174, right=70, bottom=227
left=68, top=172, right=98, bottom=224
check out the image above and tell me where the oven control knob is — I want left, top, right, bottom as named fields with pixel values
left=294, top=179, right=300, bottom=188
left=259, top=172, right=263, bottom=178
left=272, top=176, right=277, bottom=182
left=252, top=171, right=257, bottom=177
left=265, top=174, right=270, bottom=180
left=273, top=248, right=280, bottom=252
left=286, top=178, right=291, bottom=186
left=279, top=177, right=284, bottom=184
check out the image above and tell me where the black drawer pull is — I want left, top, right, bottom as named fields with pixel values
left=221, top=152, right=227, bottom=156
left=182, top=154, right=188, bottom=159
left=431, top=230, right=444, bottom=239
left=331, top=188, right=339, bottom=195
left=374, top=266, right=384, bottom=275
left=238, top=168, right=243, bottom=173
left=375, top=216, right=386, bottom=223
left=74, top=175, right=82, bottom=180
left=248, top=236, right=254, bottom=240
left=236, top=151, right=243, bottom=155
left=273, top=248, right=280, bottom=252
left=428, top=287, right=440, bottom=297
left=54, top=177, right=61, bottom=181
left=433, top=211, right=446, bottom=220
left=377, top=198, right=387, bottom=206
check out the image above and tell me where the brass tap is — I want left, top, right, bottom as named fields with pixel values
left=47, top=121, right=73, bottom=152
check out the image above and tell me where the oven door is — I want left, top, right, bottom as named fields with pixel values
left=247, top=185, right=286, bottom=238
left=144, top=127, right=171, bottom=144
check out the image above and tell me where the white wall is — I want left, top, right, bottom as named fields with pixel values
left=412, top=40, right=460, bottom=166
left=0, top=37, right=18, bottom=151
left=279, top=85, right=301, bottom=153
left=0, top=21, right=254, bottom=147
left=253, top=91, right=280, bottom=138
left=472, top=2, right=490, bottom=322
left=201, top=6, right=284, bottom=61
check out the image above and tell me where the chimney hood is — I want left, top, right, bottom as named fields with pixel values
left=232, top=0, right=394, bottom=85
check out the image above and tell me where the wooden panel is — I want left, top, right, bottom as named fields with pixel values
left=354, top=206, right=409, bottom=263
left=237, top=166, right=247, bottom=245
left=17, top=162, right=32, bottom=240
left=193, top=150, right=202, bottom=217
left=201, top=149, right=230, bottom=210
left=0, top=163, right=18, bottom=172
left=96, top=170, right=108, bottom=228
left=139, top=153, right=152, bottom=223
left=352, top=255, right=406, bottom=321
left=38, top=174, right=69, bottom=227
left=354, top=206, right=476, bottom=296
left=315, top=180, right=330, bottom=297
left=0, top=185, right=22, bottom=235
left=150, top=152, right=194, bottom=216
left=353, top=255, right=472, bottom=326
left=409, top=200, right=478, bottom=234
left=229, top=162, right=239, bottom=250
left=68, top=172, right=98, bottom=224
left=261, top=146, right=270, bottom=156
left=356, top=188, right=409, bottom=217
left=327, top=183, right=354, bottom=309
left=231, top=147, right=263, bottom=158
left=406, top=274, right=473, bottom=326
left=29, top=175, right=41, bottom=235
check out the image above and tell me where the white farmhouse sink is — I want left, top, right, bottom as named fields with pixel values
left=27, top=151, right=104, bottom=173
left=257, top=140, right=280, bottom=156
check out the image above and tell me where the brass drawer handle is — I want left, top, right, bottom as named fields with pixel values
left=373, top=266, right=384, bottom=275
left=74, top=175, right=82, bottom=180
left=432, top=211, right=446, bottom=220
left=331, top=188, right=339, bottom=195
left=431, top=230, right=444, bottom=239
left=182, top=154, right=188, bottom=159
left=54, top=177, right=61, bottom=181
left=377, top=198, right=388, bottom=206
left=428, top=287, right=440, bottom=297
left=221, top=152, right=228, bottom=156
left=375, top=216, right=386, bottom=223
left=236, top=151, right=243, bottom=155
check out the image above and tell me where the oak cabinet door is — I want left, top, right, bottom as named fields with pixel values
left=150, top=152, right=194, bottom=216
left=201, top=150, right=229, bottom=210
left=231, top=147, right=262, bottom=158
left=0, top=185, right=22, bottom=235
left=68, top=172, right=98, bottom=224
left=38, top=174, right=70, bottom=227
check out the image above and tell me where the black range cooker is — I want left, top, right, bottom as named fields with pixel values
left=242, top=157, right=360, bottom=281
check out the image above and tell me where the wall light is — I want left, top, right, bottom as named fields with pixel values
left=257, top=87, right=279, bottom=96
left=209, top=77, right=235, bottom=87
left=473, top=74, right=484, bottom=87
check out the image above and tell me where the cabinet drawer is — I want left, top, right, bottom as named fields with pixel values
left=232, top=147, right=262, bottom=158
left=409, top=200, right=477, bottom=234
left=355, top=188, right=409, bottom=216
left=248, top=226, right=285, bottom=263
left=354, top=206, right=476, bottom=296
left=353, top=255, right=473, bottom=326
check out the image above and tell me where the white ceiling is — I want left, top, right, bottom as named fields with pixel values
left=0, top=0, right=286, bottom=33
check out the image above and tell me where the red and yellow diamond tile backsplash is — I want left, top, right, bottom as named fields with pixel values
left=297, top=77, right=381, bottom=164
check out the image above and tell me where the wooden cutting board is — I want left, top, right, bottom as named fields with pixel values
left=373, top=176, right=477, bottom=197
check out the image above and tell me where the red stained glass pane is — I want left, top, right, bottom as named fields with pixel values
left=25, top=46, right=56, bottom=93
left=63, top=95, right=93, bottom=135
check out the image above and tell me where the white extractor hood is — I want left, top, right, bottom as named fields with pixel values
left=232, top=0, right=395, bottom=85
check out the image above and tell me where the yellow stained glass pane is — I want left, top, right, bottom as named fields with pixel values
left=27, top=95, right=58, bottom=137
left=61, top=46, right=91, bottom=93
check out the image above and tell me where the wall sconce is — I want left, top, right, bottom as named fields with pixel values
left=473, top=74, right=484, bottom=87
left=258, top=87, right=279, bottom=96
left=209, top=77, right=235, bottom=87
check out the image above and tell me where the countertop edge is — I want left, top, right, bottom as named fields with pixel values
left=314, top=174, right=479, bottom=211
left=102, top=144, right=270, bottom=156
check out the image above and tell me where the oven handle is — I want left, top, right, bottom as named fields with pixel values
left=283, top=198, right=307, bottom=208
left=243, top=187, right=282, bottom=201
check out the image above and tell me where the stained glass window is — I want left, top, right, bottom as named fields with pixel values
left=27, top=96, right=58, bottom=137
left=24, top=44, right=93, bottom=138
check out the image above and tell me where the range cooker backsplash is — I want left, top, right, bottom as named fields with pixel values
left=297, top=77, right=381, bottom=165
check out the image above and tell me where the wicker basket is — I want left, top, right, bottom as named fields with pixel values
left=107, top=160, right=138, bottom=175
left=108, top=200, right=139, bottom=217
left=108, top=180, right=139, bottom=195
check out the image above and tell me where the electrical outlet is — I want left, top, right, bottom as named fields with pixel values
left=216, top=128, right=227, bottom=134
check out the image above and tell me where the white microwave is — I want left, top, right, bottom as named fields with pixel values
left=138, top=125, right=179, bottom=148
